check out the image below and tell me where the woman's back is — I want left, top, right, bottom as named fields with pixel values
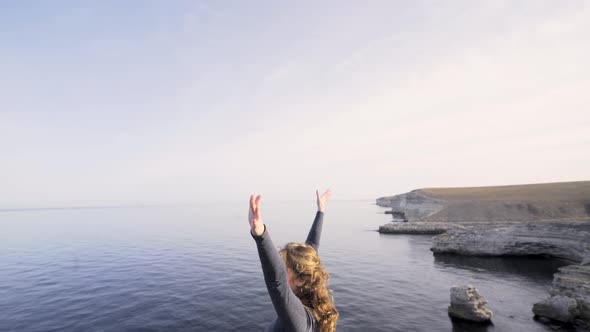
left=248, top=190, right=338, bottom=332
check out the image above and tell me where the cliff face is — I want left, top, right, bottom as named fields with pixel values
left=430, top=221, right=590, bottom=263
left=377, top=181, right=590, bottom=223
left=376, top=190, right=445, bottom=221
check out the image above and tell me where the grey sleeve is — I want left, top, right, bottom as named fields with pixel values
left=252, top=226, right=313, bottom=332
left=305, top=211, right=324, bottom=252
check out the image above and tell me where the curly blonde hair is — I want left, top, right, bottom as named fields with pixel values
left=280, top=243, right=339, bottom=332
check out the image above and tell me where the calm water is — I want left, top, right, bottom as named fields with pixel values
left=0, top=200, right=572, bottom=331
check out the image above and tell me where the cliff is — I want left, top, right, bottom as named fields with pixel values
left=377, top=181, right=590, bottom=223
left=430, top=221, right=590, bottom=263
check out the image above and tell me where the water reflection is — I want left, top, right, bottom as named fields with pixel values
left=433, top=253, right=569, bottom=282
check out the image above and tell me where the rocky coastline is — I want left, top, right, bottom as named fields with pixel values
left=376, top=181, right=590, bottom=328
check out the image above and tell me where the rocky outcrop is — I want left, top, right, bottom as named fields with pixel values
left=448, top=285, right=493, bottom=323
left=377, top=190, right=445, bottom=221
left=533, top=265, right=590, bottom=326
left=430, top=221, right=590, bottom=263
left=379, top=222, right=464, bottom=235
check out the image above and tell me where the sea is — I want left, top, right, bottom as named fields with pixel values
left=0, top=200, right=574, bottom=331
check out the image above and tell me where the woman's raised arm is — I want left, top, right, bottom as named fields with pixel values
left=249, top=194, right=313, bottom=331
left=305, top=189, right=331, bottom=252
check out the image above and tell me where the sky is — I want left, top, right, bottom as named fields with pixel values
left=1, top=1, right=589, bottom=208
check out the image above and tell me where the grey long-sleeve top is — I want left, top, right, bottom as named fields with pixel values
left=251, top=211, right=324, bottom=332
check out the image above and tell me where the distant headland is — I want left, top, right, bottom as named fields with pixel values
left=377, top=181, right=590, bottom=223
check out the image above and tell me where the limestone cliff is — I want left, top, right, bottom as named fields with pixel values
left=377, top=181, right=590, bottom=223
left=430, top=221, right=590, bottom=263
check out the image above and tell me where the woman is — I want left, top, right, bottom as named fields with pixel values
left=248, top=190, right=339, bottom=332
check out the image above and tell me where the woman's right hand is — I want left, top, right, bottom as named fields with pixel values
left=249, top=194, right=265, bottom=236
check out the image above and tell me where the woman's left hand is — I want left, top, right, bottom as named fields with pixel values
left=316, top=189, right=331, bottom=212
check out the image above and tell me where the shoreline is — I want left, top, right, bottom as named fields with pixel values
left=377, top=219, right=590, bottom=328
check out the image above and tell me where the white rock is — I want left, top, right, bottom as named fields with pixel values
left=448, top=285, right=493, bottom=323
left=431, top=221, right=590, bottom=263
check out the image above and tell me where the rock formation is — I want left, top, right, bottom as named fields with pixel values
left=379, top=222, right=464, bottom=235
left=448, top=285, right=493, bottom=323
left=533, top=265, right=590, bottom=327
left=429, top=220, right=590, bottom=327
left=377, top=189, right=446, bottom=221
left=533, top=295, right=579, bottom=323
left=430, top=221, right=590, bottom=263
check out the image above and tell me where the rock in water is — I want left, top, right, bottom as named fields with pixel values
left=533, top=264, right=590, bottom=326
left=551, top=265, right=590, bottom=322
left=532, top=295, right=579, bottom=323
left=378, top=222, right=463, bottom=234
left=448, top=285, right=493, bottom=323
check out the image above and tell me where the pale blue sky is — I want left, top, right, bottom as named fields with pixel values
left=1, top=1, right=589, bottom=208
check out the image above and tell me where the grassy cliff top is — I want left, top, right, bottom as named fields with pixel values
left=418, top=181, right=590, bottom=202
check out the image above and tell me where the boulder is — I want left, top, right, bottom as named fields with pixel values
left=532, top=295, right=579, bottom=322
left=448, top=285, right=493, bottom=323
left=550, top=265, right=590, bottom=322
left=533, top=265, right=590, bottom=326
